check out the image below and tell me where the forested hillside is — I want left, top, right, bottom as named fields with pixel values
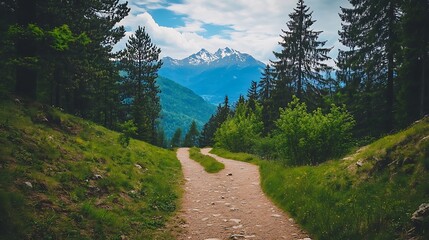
left=158, top=76, right=216, bottom=138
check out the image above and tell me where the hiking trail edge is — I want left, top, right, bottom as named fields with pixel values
left=175, top=147, right=310, bottom=240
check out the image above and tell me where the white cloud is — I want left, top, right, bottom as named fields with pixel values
left=115, top=0, right=349, bottom=64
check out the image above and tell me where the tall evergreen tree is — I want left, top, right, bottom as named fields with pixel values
left=171, top=128, right=182, bottom=148
left=272, top=0, right=331, bottom=102
left=397, top=0, right=429, bottom=126
left=257, top=64, right=276, bottom=134
left=120, top=26, right=162, bottom=143
left=257, top=65, right=275, bottom=102
left=338, top=0, right=401, bottom=132
left=247, top=80, right=258, bottom=110
left=184, top=121, right=199, bottom=147
left=199, top=114, right=216, bottom=147
left=199, top=96, right=232, bottom=147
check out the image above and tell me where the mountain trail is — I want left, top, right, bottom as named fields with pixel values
left=174, top=148, right=310, bottom=240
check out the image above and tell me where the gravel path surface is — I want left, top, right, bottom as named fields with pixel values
left=175, top=148, right=310, bottom=240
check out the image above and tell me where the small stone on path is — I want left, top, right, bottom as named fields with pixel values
left=229, top=219, right=241, bottom=224
left=232, top=224, right=243, bottom=229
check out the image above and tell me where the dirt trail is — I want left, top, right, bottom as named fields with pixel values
left=175, top=148, right=309, bottom=240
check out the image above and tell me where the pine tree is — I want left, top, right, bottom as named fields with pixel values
left=12, top=0, right=38, bottom=99
left=199, top=114, right=216, bottom=147
left=199, top=96, right=231, bottom=147
left=156, top=127, right=168, bottom=148
left=235, top=95, right=246, bottom=109
left=184, top=121, right=199, bottom=147
left=257, top=64, right=276, bottom=134
left=247, top=81, right=258, bottom=110
left=339, top=0, right=401, bottom=133
left=257, top=65, right=275, bottom=102
left=171, top=128, right=182, bottom=148
left=397, top=0, right=429, bottom=126
left=120, top=26, right=162, bottom=143
left=272, top=0, right=331, bottom=102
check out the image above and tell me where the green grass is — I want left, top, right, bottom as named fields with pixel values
left=211, top=118, right=429, bottom=240
left=0, top=97, right=183, bottom=239
left=188, top=147, right=225, bottom=173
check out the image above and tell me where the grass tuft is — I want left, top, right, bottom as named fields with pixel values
left=189, top=147, right=225, bottom=173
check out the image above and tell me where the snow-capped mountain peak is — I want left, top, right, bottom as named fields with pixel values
left=187, top=48, right=217, bottom=65
left=180, top=48, right=255, bottom=66
left=162, top=47, right=263, bottom=69
left=214, top=47, right=236, bottom=58
left=159, top=48, right=265, bottom=104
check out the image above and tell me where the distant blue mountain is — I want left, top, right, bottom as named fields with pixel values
left=159, top=48, right=265, bottom=104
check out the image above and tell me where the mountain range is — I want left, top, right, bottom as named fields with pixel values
left=159, top=48, right=265, bottom=104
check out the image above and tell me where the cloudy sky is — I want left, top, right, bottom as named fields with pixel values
left=115, top=0, right=349, bottom=64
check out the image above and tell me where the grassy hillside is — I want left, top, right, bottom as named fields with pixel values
left=211, top=117, right=429, bottom=239
left=0, top=97, right=183, bottom=239
left=158, top=76, right=216, bottom=138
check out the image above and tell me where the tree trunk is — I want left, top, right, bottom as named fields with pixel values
left=420, top=54, right=427, bottom=117
left=14, top=0, right=38, bottom=99
left=385, top=2, right=395, bottom=132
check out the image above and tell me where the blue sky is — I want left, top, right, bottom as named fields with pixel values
left=115, top=0, right=349, bottom=64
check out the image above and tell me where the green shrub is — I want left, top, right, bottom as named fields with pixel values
left=214, top=102, right=263, bottom=152
left=117, top=120, right=137, bottom=148
left=275, top=96, right=355, bottom=165
left=252, top=136, right=279, bottom=160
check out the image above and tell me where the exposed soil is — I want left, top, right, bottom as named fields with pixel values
left=175, top=148, right=310, bottom=240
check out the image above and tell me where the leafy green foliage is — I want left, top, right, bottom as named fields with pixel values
left=212, top=116, right=429, bottom=239
left=214, top=101, right=263, bottom=152
left=275, top=96, right=355, bottom=165
left=189, top=147, right=224, bottom=173
left=48, top=24, right=90, bottom=51
left=0, top=98, right=182, bottom=239
left=117, top=120, right=137, bottom=148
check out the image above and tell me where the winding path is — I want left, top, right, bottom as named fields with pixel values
left=175, top=148, right=309, bottom=240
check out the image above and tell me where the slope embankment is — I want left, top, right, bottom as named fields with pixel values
left=0, top=98, right=182, bottom=239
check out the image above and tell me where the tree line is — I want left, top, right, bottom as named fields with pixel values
left=199, top=0, right=428, bottom=165
left=0, top=0, right=167, bottom=146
